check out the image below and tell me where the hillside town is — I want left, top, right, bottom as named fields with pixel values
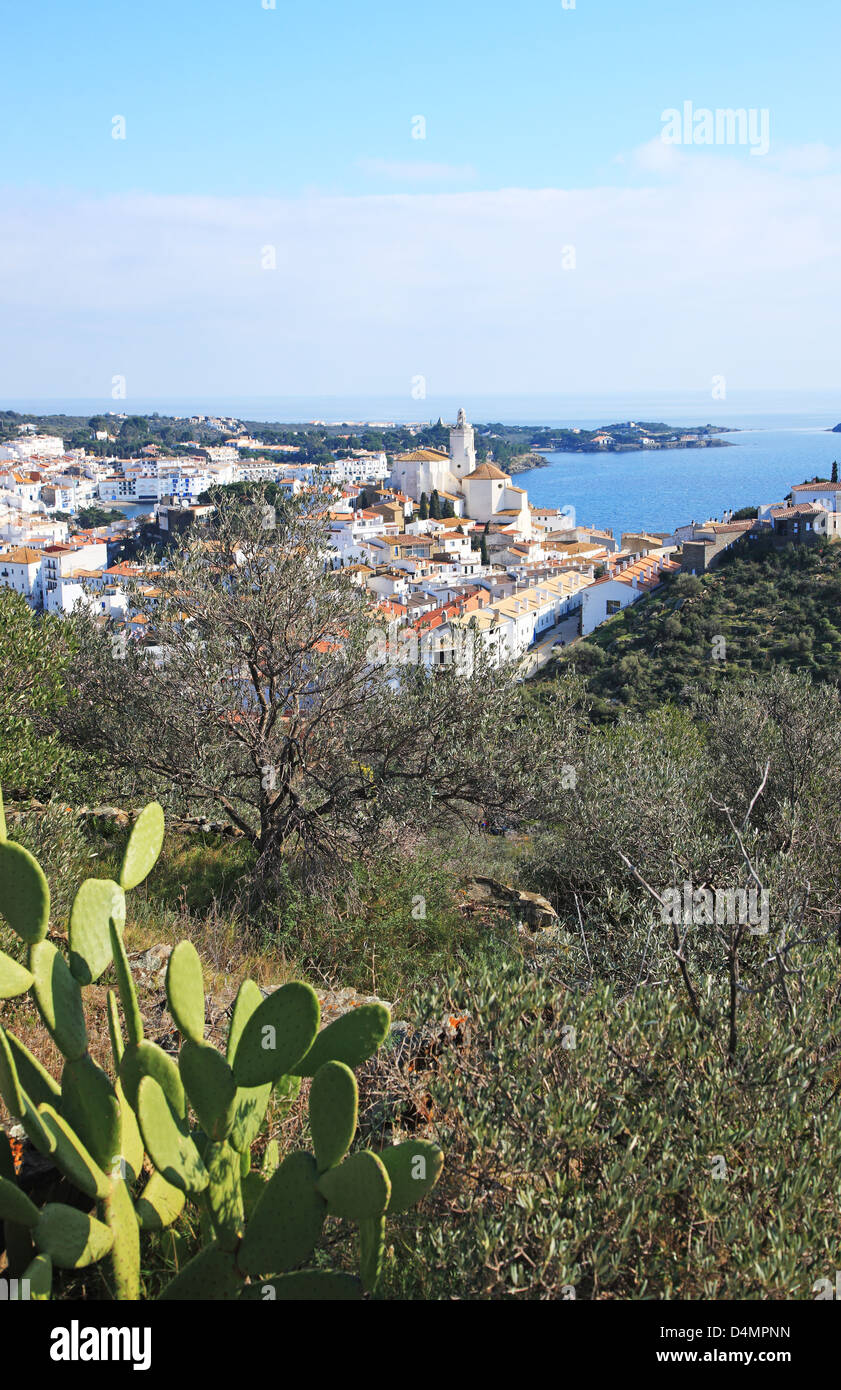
left=0, top=410, right=831, bottom=671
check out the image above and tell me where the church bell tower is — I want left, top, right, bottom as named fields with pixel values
left=449, top=407, right=476, bottom=482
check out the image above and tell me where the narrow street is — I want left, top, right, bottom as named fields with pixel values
left=519, top=607, right=581, bottom=679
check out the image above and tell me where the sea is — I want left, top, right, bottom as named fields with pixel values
left=515, top=418, right=841, bottom=541
left=6, top=390, right=840, bottom=540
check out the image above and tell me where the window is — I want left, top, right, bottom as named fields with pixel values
left=606, top=599, right=621, bottom=616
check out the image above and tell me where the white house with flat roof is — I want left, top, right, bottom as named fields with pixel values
left=0, top=546, right=44, bottom=603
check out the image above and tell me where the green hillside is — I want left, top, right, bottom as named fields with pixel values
left=548, top=537, right=841, bottom=720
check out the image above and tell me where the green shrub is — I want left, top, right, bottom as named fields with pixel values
left=384, top=944, right=841, bottom=1300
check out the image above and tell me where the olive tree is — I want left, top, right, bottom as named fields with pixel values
left=66, top=493, right=574, bottom=880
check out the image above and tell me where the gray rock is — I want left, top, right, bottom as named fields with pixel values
left=463, top=876, right=558, bottom=931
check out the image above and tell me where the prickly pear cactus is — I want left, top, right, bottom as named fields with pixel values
left=0, top=786, right=443, bottom=1300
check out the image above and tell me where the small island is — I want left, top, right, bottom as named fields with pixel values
left=531, top=421, right=733, bottom=454
left=480, top=420, right=732, bottom=472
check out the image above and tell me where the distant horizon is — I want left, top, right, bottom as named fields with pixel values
left=2, top=389, right=840, bottom=431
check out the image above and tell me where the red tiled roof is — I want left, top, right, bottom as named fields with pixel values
left=768, top=503, right=823, bottom=519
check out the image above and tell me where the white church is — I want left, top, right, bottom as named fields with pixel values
left=389, top=409, right=531, bottom=534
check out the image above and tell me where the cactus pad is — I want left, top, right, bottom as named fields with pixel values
left=359, top=1214, right=386, bottom=1292
left=159, top=1241, right=241, bottom=1300
left=135, top=1170, right=185, bottom=1231
left=203, top=1140, right=245, bottom=1250
left=68, top=878, right=126, bottom=985
left=165, top=939, right=206, bottom=1042
left=317, top=1150, right=391, bottom=1221
left=108, top=920, right=144, bottom=1047
left=0, top=949, right=34, bottom=999
left=114, top=1079, right=144, bottom=1184
left=136, top=1074, right=208, bottom=1195
left=381, top=1139, right=445, bottom=1215
left=226, top=977, right=262, bottom=1061
left=20, top=1091, right=55, bottom=1156
left=120, top=1039, right=186, bottom=1118
left=103, top=1176, right=141, bottom=1300
left=261, top=1138, right=279, bottom=1175
left=229, top=1080, right=273, bottom=1154
left=309, top=1060, right=358, bottom=1173
left=107, top=989, right=125, bottom=1068
left=0, top=839, right=50, bottom=944
left=37, top=1103, right=110, bottom=1200
left=29, top=940, right=88, bottom=1061
left=179, top=1038, right=237, bottom=1141
left=231, top=982, right=320, bottom=1088
left=33, top=1202, right=114, bottom=1269
left=0, top=1175, right=40, bottom=1227
left=22, top=1251, right=53, bottom=1299
left=294, top=1002, right=391, bottom=1077
left=1, top=1026, right=60, bottom=1110
left=119, top=802, right=165, bottom=890
left=60, top=1054, right=122, bottom=1175
left=237, top=1151, right=326, bottom=1277
left=0, top=1027, right=24, bottom=1117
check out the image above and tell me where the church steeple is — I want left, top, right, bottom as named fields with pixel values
left=449, top=407, right=476, bottom=480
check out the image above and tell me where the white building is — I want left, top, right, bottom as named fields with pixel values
left=98, top=475, right=136, bottom=502
left=99, top=469, right=215, bottom=503
left=581, top=555, right=680, bottom=635
left=1, top=435, right=65, bottom=460
left=461, top=463, right=531, bottom=533
left=0, top=546, right=43, bottom=603
left=0, top=470, right=42, bottom=504
left=203, top=446, right=240, bottom=465
left=448, top=572, right=589, bottom=666
left=389, top=447, right=455, bottom=502
left=41, top=477, right=98, bottom=512
left=236, top=461, right=286, bottom=482
left=0, top=504, right=69, bottom=549
left=323, top=453, right=389, bottom=486
left=388, top=409, right=479, bottom=504
left=41, top=541, right=109, bottom=609
left=787, top=481, right=841, bottom=512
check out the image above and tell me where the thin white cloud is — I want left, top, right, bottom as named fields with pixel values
left=1, top=144, right=840, bottom=396
left=617, top=137, right=685, bottom=174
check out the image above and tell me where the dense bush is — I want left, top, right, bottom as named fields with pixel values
left=383, top=935, right=841, bottom=1300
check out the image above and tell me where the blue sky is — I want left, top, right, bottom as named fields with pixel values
left=6, top=0, right=839, bottom=196
left=2, top=0, right=841, bottom=401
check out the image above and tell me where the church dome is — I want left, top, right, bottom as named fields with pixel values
left=464, top=461, right=508, bottom=481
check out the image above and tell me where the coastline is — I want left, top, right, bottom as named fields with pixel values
left=509, top=421, right=841, bottom=544
left=505, top=452, right=549, bottom=474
